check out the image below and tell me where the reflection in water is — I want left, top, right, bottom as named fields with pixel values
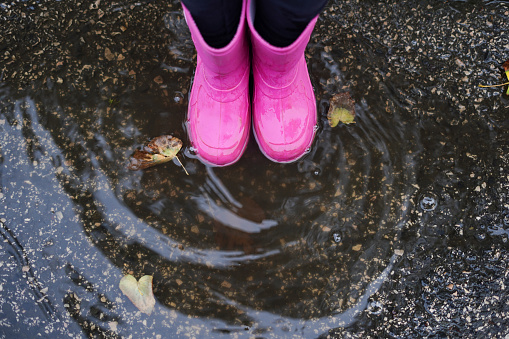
left=419, top=192, right=438, bottom=212
left=0, top=63, right=419, bottom=336
left=197, top=169, right=279, bottom=254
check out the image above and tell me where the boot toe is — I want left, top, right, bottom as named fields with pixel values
left=188, top=86, right=250, bottom=166
left=254, top=95, right=316, bottom=163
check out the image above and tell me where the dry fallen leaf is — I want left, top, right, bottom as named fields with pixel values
left=128, top=135, right=187, bottom=174
left=119, top=275, right=155, bottom=315
left=328, top=92, right=356, bottom=127
left=503, top=60, right=509, bottom=79
left=479, top=60, right=509, bottom=95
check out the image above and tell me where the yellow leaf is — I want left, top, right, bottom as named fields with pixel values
left=328, top=93, right=356, bottom=127
left=331, top=108, right=355, bottom=126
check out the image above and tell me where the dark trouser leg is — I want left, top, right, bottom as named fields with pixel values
left=254, top=0, right=329, bottom=47
left=181, top=0, right=243, bottom=48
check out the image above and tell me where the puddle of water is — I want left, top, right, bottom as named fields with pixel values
left=1, top=0, right=508, bottom=337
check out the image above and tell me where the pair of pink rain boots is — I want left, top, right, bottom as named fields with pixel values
left=183, top=0, right=317, bottom=166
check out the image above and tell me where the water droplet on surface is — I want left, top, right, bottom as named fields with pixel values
left=453, top=223, right=464, bottom=236
left=333, top=233, right=342, bottom=243
left=367, top=301, right=383, bottom=315
left=173, top=91, right=184, bottom=103
left=419, top=193, right=438, bottom=211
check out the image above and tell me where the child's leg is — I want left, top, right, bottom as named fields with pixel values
left=181, top=0, right=242, bottom=48
left=254, top=0, right=328, bottom=47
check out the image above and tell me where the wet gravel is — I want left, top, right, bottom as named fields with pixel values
left=316, top=1, right=509, bottom=337
left=1, top=0, right=509, bottom=338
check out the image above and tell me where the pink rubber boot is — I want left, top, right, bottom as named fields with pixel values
left=247, top=0, right=318, bottom=163
left=182, top=1, right=250, bottom=166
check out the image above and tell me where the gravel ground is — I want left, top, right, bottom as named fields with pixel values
left=1, top=0, right=509, bottom=338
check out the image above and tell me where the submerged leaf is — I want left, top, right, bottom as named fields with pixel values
left=328, top=93, right=356, bottom=127
left=128, top=135, right=182, bottom=170
left=119, top=275, right=155, bottom=315
left=331, top=108, right=355, bottom=126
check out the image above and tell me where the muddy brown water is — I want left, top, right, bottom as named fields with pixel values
left=0, top=0, right=508, bottom=337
